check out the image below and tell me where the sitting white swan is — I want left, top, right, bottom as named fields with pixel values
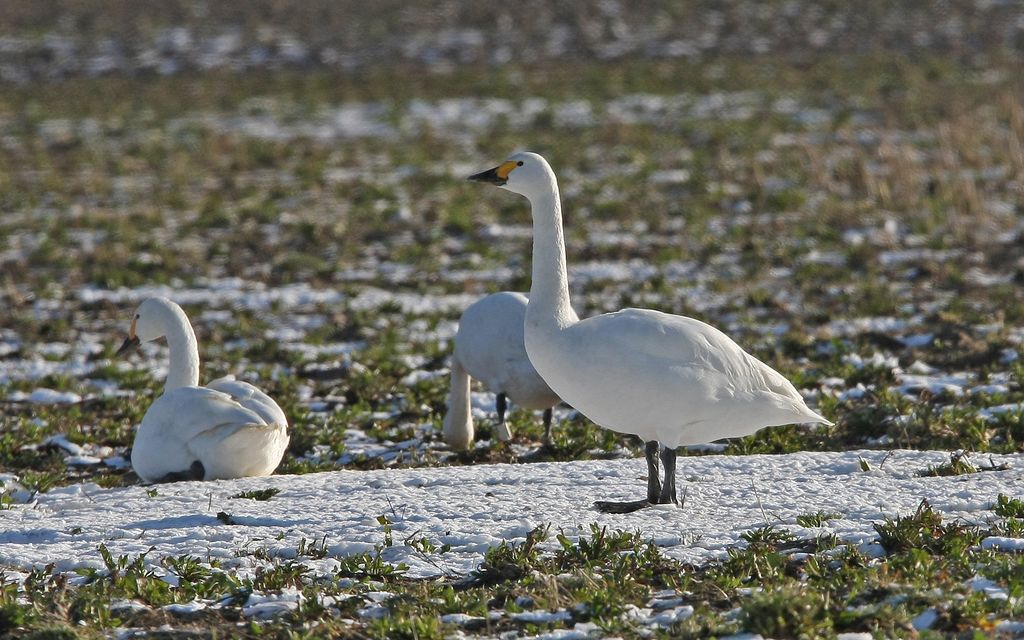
left=469, top=152, right=830, bottom=513
left=115, top=297, right=289, bottom=483
left=443, top=292, right=564, bottom=449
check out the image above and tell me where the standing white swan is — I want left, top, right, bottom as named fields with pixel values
left=115, top=297, right=290, bottom=483
left=443, top=292, right=564, bottom=449
left=469, top=152, right=830, bottom=513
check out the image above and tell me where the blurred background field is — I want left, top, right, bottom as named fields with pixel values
left=1, top=0, right=1023, bottom=484
left=1, top=1, right=1024, bottom=637
left=2, top=0, right=1024, bottom=488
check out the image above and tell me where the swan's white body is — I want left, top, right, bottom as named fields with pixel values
left=443, top=292, right=562, bottom=449
left=469, top=152, right=829, bottom=508
left=526, top=306, right=825, bottom=447
left=120, top=297, right=289, bottom=482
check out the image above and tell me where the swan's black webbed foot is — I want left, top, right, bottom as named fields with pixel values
left=156, top=460, right=205, bottom=483
left=596, top=442, right=681, bottom=513
left=594, top=498, right=653, bottom=514
left=496, top=393, right=508, bottom=424
left=594, top=495, right=679, bottom=513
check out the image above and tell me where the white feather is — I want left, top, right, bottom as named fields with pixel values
left=122, top=298, right=290, bottom=482
left=443, top=292, right=561, bottom=448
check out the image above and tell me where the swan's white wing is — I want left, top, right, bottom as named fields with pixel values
left=530, top=308, right=827, bottom=446
left=208, top=375, right=288, bottom=428
left=131, top=386, right=269, bottom=482
left=143, top=386, right=267, bottom=443
left=454, top=292, right=559, bottom=409
left=455, top=293, right=531, bottom=390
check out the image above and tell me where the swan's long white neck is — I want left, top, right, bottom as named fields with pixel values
left=524, top=175, right=576, bottom=333
left=161, top=307, right=201, bottom=390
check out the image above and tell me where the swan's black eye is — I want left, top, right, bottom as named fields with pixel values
left=517, top=161, right=523, bottom=166
left=135, top=314, right=140, bottom=320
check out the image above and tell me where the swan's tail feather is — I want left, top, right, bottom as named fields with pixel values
left=192, top=422, right=289, bottom=479
left=769, top=394, right=832, bottom=427
left=800, top=407, right=832, bottom=426
left=754, top=357, right=833, bottom=426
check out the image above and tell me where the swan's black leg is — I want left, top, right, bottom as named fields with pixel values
left=542, top=407, right=553, bottom=444
left=496, top=393, right=508, bottom=423
left=644, top=440, right=662, bottom=502
left=494, top=392, right=513, bottom=441
left=658, top=446, right=678, bottom=505
left=595, top=441, right=661, bottom=513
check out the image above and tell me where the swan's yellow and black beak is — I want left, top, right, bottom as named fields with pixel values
left=115, top=317, right=141, bottom=357
left=467, top=160, right=517, bottom=186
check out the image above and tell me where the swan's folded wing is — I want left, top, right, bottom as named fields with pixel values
left=568, top=308, right=758, bottom=377
left=550, top=308, right=829, bottom=441
left=148, top=386, right=269, bottom=443
left=133, top=386, right=269, bottom=481
left=208, top=375, right=288, bottom=428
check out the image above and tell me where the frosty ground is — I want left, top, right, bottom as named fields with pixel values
left=2, top=449, right=1023, bottom=636
left=3, top=449, right=1022, bottom=577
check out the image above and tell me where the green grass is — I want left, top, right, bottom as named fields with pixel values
left=230, top=488, right=282, bottom=501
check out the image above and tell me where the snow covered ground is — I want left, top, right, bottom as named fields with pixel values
left=1, top=449, right=1019, bottom=583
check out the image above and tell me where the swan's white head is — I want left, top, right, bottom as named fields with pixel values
left=467, top=151, right=555, bottom=199
left=115, top=297, right=185, bottom=356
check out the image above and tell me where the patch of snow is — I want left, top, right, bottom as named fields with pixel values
left=569, top=260, right=658, bottom=284
left=969, top=384, right=1009, bottom=395
left=906, top=360, right=937, bottom=374
left=967, top=575, right=1009, bottom=600
left=400, top=369, right=447, bottom=386
left=836, top=383, right=869, bottom=401
left=901, top=333, right=934, bottom=348
left=349, top=288, right=480, bottom=314
left=511, top=609, right=573, bottom=623
left=244, top=588, right=302, bottom=618
left=843, top=352, right=899, bottom=370
left=895, top=372, right=972, bottom=397
left=7, top=388, right=83, bottom=404
left=0, top=450, right=1018, bottom=589
left=45, top=435, right=85, bottom=456
left=877, top=248, right=961, bottom=267
left=439, top=612, right=484, bottom=626
left=977, top=404, right=1024, bottom=421
left=980, top=537, right=1024, bottom=552
left=911, top=607, right=939, bottom=631
left=162, top=601, right=206, bottom=615
left=964, top=268, right=1013, bottom=286
left=110, top=599, right=150, bottom=614
left=65, top=455, right=103, bottom=466
left=826, top=317, right=913, bottom=337
left=997, top=621, right=1024, bottom=634
left=77, top=280, right=346, bottom=311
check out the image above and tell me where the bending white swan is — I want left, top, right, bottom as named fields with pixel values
left=469, top=152, right=830, bottom=512
left=443, top=292, right=563, bottom=449
left=116, top=297, right=289, bottom=483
